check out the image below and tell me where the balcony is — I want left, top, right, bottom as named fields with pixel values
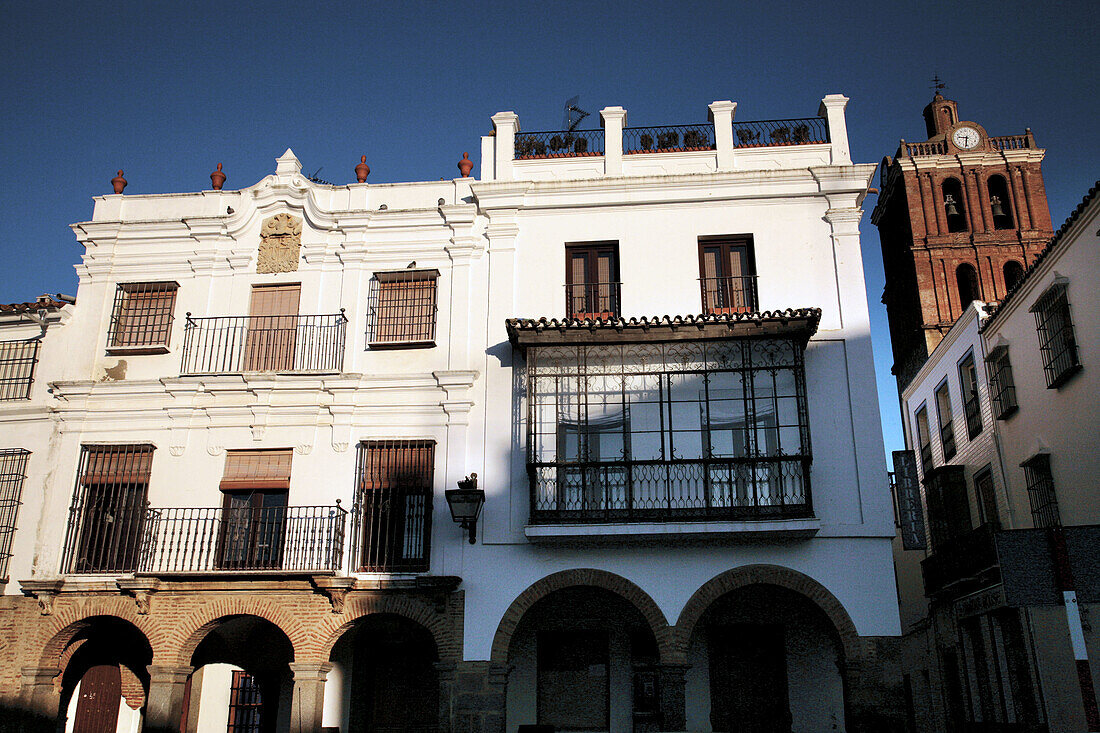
left=700, top=275, right=758, bottom=315
left=180, top=312, right=346, bottom=375
left=922, top=523, right=1001, bottom=599
left=529, top=456, right=810, bottom=524
left=566, top=281, right=621, bottom=321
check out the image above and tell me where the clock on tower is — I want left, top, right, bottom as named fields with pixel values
left=870, top=91, right=1054, bottom=390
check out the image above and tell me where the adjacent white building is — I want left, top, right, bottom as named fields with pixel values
left=0, top=95, right=901, bottom=733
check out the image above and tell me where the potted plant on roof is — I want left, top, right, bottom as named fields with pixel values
left=792, top=124, right=811, bottom=144
left=639, top=133, right=655, bottom=152
left=736, top=128, right=760, bottom=147
left=771, top=126, right=791, bottom=145
left=656, top=131, right=680, bottom=151
left=683, top=129, right=708, bottom=150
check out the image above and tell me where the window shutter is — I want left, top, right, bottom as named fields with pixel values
left=221, top=449, right=293, bottom=490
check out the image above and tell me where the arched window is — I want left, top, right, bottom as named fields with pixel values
left=988, top=175, right=1015, bottom=229
left=942, top=179, right=968, bottom=233
left=1004, top=260, right=1025, bottom=291
left=957, top=264, right=980, bottom=308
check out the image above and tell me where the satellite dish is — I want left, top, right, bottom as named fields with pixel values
left=562, top=96, right=590, bottom=131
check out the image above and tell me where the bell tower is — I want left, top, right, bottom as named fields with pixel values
left=871, top=91, right=1054, bottom=389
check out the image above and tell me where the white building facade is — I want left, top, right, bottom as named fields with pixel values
left=0, top=96, right=901, bottom=733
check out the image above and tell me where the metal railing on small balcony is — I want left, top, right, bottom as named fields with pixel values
left=139, top=504, right=346, bottom=573
left=181, top=312, right=347, bottom=375
left=989, top=134, right=1032, bottom=151
left=566, top=282, right=621, bottom=320
left=732, top=117, right=829, bottom=147
left=922, top=522, right=1001, bottom=598
left=624, top=124, right=716, bottom=154
left=515, top=129, right=605, bottom=158
left=700, top=275, right=758, bottom=314
left=529, top=456, right=811, bottom=524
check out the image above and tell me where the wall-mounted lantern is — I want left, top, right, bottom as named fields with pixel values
left=445, top=473, right=484, bottom=544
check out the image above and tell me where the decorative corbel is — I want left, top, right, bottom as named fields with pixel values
left=117, top=577, right=160, bottom=615
left=20, top=580, right=64, bottom=616
left=311, top=575, right=356, bottom=614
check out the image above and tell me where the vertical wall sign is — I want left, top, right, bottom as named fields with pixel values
left=894, top=450, right=927, bottom=550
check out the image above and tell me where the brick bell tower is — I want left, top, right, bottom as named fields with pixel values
left=872, top=90, right=1054, bottom=389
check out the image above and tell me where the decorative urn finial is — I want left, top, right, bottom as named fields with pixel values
left=210, top=163, right=226, bottom=190
left=458, top=152, right=474, bottom=178
left=111, top=170, right=127, bottom=194
left=355, top=155, right=370, bottom=183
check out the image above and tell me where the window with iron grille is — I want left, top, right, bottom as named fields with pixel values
left=0, top=449, right=30, bottom=581
left=367, top=270, right=439, bottom=346
left=566, top=242, right=620, bottom=319
left=958, top=351, right=983, bottom=440
left=106, top=281, right=178, bottom=353
left=935, top=380, right=956, bottom=461
left=0, top=340, right=40, bottom=401
left=61, top=444, right=154, bottom=573
left=1030, top=282, right=1080, bottom=388
left=985, top=346, right=1018, bottom=420
left=353, top=440, right=434, bottom=572
left=227, top=670, right=264, bottom=733
left=1021, top=454, right=1060, bottom=528
left=915, top=405, right=933, bottom=476
left=698, top=237, right=757, bottom=314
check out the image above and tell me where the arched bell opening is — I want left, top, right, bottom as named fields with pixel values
left=956, top=263, right=980, bottom=312
left=181, top=615, right=294, bottom=733
left=942, top=178, right=968, bottom=233
left=506, top=585, right=661, bottom=732
left=57, top=617, right=152, bottom=733
left=684, top=584, right=847, bottom=733
left=988, top=175, right=1015, bottom=229
left=1003, top=260, right=1025, bottom=292
left=326, top=613, right=440, bottom=733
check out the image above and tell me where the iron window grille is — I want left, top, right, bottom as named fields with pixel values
left=0, top=340, right=40, bottom=401
left=1031, top=282, right=1081, bottom=388
left=524, top=338, right=813, bottom=523
left=0, top=449, right=30, bottom=581
left=106, top=281, right=178, bottom=353
left=935, top=379, right=956, bottom=461
left=958, top=351, right=983, bottom=440
left=227, top=670, right=264, bottom=733
left=1021, top=454, right=1061, bottom=529
left=915, top=405, right=933, bottom=476
left=352, top=440, right=434, bottom=572
left=984, top=346, right=1018, bottom=420
left=367, top=270, right=439, bottom=346
left=62, top=444, right=154, bottom=573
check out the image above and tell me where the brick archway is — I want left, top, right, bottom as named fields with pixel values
left=172, top=598, right=304, bottom=667
left=673, top=564, right=863, bottom=663
left=311, top=594, right=461, bottom=664
left=489, top=569, right=674, bottom=665
left=39, top=608, right=154, bottom=670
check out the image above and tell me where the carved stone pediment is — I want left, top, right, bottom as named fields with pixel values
left=257, top=213, right=302, bottom=273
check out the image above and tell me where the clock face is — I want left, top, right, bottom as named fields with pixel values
left=952, top=126, right=981, bottom=150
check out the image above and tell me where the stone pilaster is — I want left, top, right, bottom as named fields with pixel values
left=288, top=662, right=332, bottom=733
left=17, top=666, right=61, bottom=726
left=450, top=660, right=510, bottom=733
left=657, top=662, right=690, bottom=731
left=708, top=100, right=737, bottom=171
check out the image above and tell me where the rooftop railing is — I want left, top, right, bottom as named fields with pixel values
left=515, top=129, right=605, bottom=158
left=181, top=312, right=347, bottom=375
left=732, top=117, right=829, bottom=147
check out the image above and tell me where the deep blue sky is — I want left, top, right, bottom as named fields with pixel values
left=2, top=1, right=1096, bottom=460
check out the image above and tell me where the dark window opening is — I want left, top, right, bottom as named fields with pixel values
left=973, top=466, right=998, bottom=527
left=942, top=179, right=968, bottom=233
left=1031, top=283, right=1080, bottom=388
left=353, top=440, right=434, bottom=572
left=699, top=237, right=758, bottom=314
left=566, top=242, right=620, bottom=320
left=956, top=263, right=980, bottom=312
left=915, top=405, right=933, bottom=475
left=537, top=630, right=610, bottom=730
left=1003, top=260, right=1025, bottom=292
left=959, top=351, right=983, bottom=440
left=924, top=465, right=971, bottom=548
left=935, top=379, right=956, bottom=461
left=1021, top=454, right=1060, bottom=528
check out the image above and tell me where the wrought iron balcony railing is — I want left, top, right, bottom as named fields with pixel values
left=515, top=129, right=605, bottom=158
left=529, top=456, right=811, bottom=524
left=731, top=117, right=828, bottom=147
left=181, top=312, right=347, bottom=375
left=139, top=504, right=347, bottom=573
left=922, top=522, right=1001, bottom=598
left=565, top=282, right=621, bottom=320
left=700, top=275, right=758, bottom=314
left=624, top=124, right=716, bottom=154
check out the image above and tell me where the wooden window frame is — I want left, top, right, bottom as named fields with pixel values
left=958, top=350, right=983, bottom=440
left=106, top=281, right=179, bottom=355
left=698, top=236, right=758, bottom=314
left=565, top=242, right=620, bottom=320
left=227, top=670, right=264, bottom=733
left=935, top=379, right=956, bottom=461
left=915, top=404, right=933, bottom=476
left=216, top=449, right=292, bottom=571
